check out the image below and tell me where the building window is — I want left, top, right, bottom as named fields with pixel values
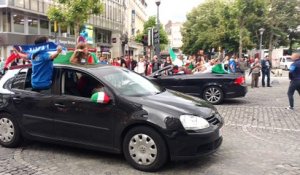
left=2, top=11, right=11, bottom=32
left=39, top=1, right=44, bottom=13
left=40, top=19, right=49, bottom=35
left=28, top=17, right=38, bottom=34
left=13, top=14, right=25, bottom=33
left=70, top=24, right=75, bottom=36
left=31, top=0, right=38, bottom=11
left=15, top=0, right=24, bottom=8
left=24, top=0, right=29, bottom=9
left=60, top=24, right=68, bottom=37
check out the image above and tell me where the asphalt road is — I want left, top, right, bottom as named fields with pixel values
left=0, top=71, right=299, bottom=175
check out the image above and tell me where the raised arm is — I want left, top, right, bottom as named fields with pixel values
left=50, top=45, right=62, bottom=60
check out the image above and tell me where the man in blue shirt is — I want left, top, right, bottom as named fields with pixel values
left=14, top=36, right=62, bottom=90
left=261, top=55, right=272, bottom=87
left=286, top=50, right=300, bottom=110
left=228, top=57, right=236, bottom=73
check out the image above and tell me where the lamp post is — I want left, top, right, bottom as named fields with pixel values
left=259, top=28, right=265, bottom=60
left=288, top=28, right=296, bottom=54
left=155, top=0, right=161, bottom=59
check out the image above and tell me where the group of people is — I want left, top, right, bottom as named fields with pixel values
left=249, top=55, right=273, bottom=88
left=105, top=54, right=250, bottom=76
left=5, top=35, right=300, bottom=110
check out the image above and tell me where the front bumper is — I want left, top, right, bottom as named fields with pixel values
left=165, top=128, right=223, bottom=161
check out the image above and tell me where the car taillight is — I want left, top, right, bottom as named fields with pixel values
left=234, top=76, right=245, bottom=85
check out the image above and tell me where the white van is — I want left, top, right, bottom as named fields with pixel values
left=279, top=56, right=293, bottom=70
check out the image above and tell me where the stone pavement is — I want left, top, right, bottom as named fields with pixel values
left=0, top=71, right=299, bottom=175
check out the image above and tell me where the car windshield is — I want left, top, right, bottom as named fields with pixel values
left=286, top=58, right=292, bottom=62
left=97, top=68, right=163, bottom=96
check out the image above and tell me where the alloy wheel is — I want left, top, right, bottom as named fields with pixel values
left=205, top=87, right=221, bottom=103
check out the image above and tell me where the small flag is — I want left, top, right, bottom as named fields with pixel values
left=169, top=48, right=176, bottom=62
left=91, top=92, right=110, bottom=104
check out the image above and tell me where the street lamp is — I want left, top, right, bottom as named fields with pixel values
left=259, top=28, right=265, bottom=60
left=155, top=0, right=161, bottom=59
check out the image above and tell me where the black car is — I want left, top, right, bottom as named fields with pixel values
left=0, top=64, right=223, bottom=171
left=149, top=65, right=247, bottom=104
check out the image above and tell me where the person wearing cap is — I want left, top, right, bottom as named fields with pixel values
left=286, top=50, right=300, bottom=110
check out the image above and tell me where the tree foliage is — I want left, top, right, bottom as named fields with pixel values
left=47, top=0, right=104, bottom=40
left=181, top=0, right=300, bottom=56
left=135, top=16, right=169, bottom=50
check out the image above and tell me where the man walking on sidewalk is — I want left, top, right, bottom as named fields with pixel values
left=261, top=55, right=272, bottom=87
left=286, top=50, right=300, bottom=110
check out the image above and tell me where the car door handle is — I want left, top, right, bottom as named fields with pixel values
left=54, top=103, right=66, bottom=108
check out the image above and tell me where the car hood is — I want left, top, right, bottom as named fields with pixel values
left=126, top=90, right=216, bottom=118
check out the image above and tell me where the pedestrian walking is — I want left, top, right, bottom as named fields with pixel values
left=261, top=55, right=272, bottom=87
left=286, top=50, right=300, bottom=110
left=250, top=58, right=261, bottom=88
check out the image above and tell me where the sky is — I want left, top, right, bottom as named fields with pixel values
left=146, top=0, right=206, bottom=25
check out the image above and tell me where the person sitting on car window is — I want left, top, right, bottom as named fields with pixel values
left=70, top=43, right=93, bottom=65
left=13, top=36, right=62, bottom=90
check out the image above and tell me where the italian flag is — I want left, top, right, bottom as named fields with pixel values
left=91, top=92, right=110, bottom=104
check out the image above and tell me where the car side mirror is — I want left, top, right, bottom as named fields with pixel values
left=91, top=92, right=111, bottom=104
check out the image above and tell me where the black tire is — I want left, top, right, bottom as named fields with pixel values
left=123, top=126, right=168, bottom=172
left=0, top=113, right=22, bottom=148
left=203, top=86, right=224, bottom=105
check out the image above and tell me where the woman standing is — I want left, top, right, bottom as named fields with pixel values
left=134, top=57, right=146, bottom=75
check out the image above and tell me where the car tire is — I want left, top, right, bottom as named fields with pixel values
left=203, top=86, right=224, bottom=105
left=285, top=65, right=288, bottom=71
left=123, top=126, right=168, bottom=172
left=0, top=113, right=22, bottom=148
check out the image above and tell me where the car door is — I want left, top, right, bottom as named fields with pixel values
left=52, top=68, right=115, bottom=149
left=10, top=68, right=57, bottom=138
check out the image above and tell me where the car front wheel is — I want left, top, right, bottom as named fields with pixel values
left=123, top=126, right=168, bottom=172
left=0, top=113, right=22, bottom=148
left=203, top=86, right=224, bottom=104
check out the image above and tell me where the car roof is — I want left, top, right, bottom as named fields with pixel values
left=9, top=63, right=114, bottom=74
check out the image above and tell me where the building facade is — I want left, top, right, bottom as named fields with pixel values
left=121, top=0, right=147, bottom=60
left=0, top=0, right=124, bottom=60
left=165, top=21, right=183, bottom=53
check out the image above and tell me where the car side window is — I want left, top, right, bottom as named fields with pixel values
left=11, top=68, right=32, bottom=90
left=62, top=69, right=104, bottom=98
left=11, top=72, right=26, bottom=90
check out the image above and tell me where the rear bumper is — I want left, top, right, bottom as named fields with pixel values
left=225, top=84, right=247, bottom=98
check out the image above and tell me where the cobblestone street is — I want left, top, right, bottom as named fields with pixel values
left=0, top=72, right=299, bottom=175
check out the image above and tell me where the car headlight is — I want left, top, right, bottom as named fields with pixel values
left=179, top=115, right=210, bottom=130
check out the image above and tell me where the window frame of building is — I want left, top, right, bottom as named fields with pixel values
left=13, top=13, right=25, bottom=33
left=28, top=16, right=38, bottom=34
left=40, top=19, right=49, bottom=35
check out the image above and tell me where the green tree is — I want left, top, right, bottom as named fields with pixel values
left=231, top=0, right=266, bottom=59
left=262, top=0, right=300, bottom=57
left=135, top=16, right=169, bottom=50
left=181, top=0, right=241, bottom=55
left=47, top=0, right=104, bottom=41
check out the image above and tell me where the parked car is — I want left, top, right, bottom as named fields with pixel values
left=279, top=56, right=293, bottom=70
left=0, top=64, right=223, bottom=172
left=148, top=65, right=247, bottom=104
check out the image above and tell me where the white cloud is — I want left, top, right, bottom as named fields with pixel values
left=146, top=0, right=206, bottom=24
